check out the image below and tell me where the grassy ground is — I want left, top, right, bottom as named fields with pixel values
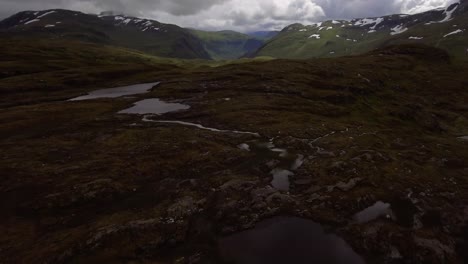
left=0, top=39, right=467, bottom=263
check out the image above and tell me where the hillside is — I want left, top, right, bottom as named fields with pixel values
left=0, top=9, right=212, bottom=60
left=189, top=30, right=264, bottom=60
left=253, top=0, right=468, bottom=59
left=1, top=41, right=468, bottom=263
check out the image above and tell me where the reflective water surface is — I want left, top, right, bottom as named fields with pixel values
left=219, top=216, right=365, bottom=264
left=70, top=82, right=160, bottom=101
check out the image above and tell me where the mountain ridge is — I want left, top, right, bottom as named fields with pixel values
left=1, top=1, right=467, bottom=60
left=253, top=0, right=468, bottom=59
left=0, top=9, right=212, bottom=59
left=0, top=9, right=276, bottom=60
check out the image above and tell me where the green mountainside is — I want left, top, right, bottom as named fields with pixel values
left=0, top=9, right=211, bottom=59
left=253, top=0, right=468, bottom=59
left=0, top=10, right=276, bottom=61
left=2, top=1, right=465, bottom=61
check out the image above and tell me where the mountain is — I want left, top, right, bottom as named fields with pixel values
left=0, top=9, right=212, bottom=60
left=188, top=30, right=264, bottom=60
left=253, top=0, right=468, bottom=59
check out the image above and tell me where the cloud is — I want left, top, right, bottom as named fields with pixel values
left=0, top=0, right=454, bottom=32
left=396, top=0, right=454, bottom=13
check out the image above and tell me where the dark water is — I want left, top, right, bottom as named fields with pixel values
left=118, top=98, right=190, bottom=115
left=219, top=216, right=365, bottom=264
left=69, top=82, right=160, bottom=101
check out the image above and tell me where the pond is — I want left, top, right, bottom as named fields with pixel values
left=219, top=216, right=365, bottom=264
left=119, top=98, right=190, bottom=115
left=69, top=82, right=160, bottom=101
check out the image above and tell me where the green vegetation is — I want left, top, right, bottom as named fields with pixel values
left=0, top=10, right=211, bottom=59
left=1, top=37, right=467, bottom=262
left=0, top=10, right=270, bottom=61
left=254, top=1, right=468, bottom=59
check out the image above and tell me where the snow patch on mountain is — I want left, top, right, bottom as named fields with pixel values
left=100, top=15, right=163, bottom=32
left=390, top=25, right=408, bottom=35
left=439, top=2, right=459, bottom=23
left=309, top=34, right=320, bottom=39
left=371, top=18, right=384, bottom=29
left=353, top=17, right=383, bottom=28
left=37, top=11, right=56, bottom=19
left=24, top=19, right=40, bottom=25
left=443, top=29, right=463, bottom=38
left=425, top=1, right=460, bottom=25
left=408, top=36, right=423, bottom=40
left=311, top=22, right=322, bottom=27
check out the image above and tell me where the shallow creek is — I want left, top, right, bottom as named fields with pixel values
left=239, top=140, right=305, bottom=192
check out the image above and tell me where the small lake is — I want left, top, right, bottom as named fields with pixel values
left=119, top=99, right=190, bottom=115
left=69, top=82, right=160, bottom=101
left=219, top=216, right=365, bottom=264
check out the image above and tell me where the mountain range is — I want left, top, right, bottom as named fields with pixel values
left=254, top=0, right=468, bottom=59
left=0, top=10, right=274, bottom=60
left=0, top=0, right=467, bottom=60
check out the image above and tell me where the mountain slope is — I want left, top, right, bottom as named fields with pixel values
left=0, top=9, right=212, bottom=60
left=253, top=0, right=468, bottom=59
left=189, top=30, right=264, bottom=60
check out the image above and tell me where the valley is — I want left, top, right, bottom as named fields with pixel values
left=0, top=1, right=468, bottom=263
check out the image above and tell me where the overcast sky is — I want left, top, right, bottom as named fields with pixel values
left=0, top=0, right=458, bottom=32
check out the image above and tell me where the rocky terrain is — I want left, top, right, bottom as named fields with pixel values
left=0, top=38, right=467, bottom=263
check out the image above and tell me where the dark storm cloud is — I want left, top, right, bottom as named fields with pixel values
left=0, top=0, right=453, bottom=31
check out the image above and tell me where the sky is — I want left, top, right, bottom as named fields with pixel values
left=0, top=0, right=458, bottom=32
